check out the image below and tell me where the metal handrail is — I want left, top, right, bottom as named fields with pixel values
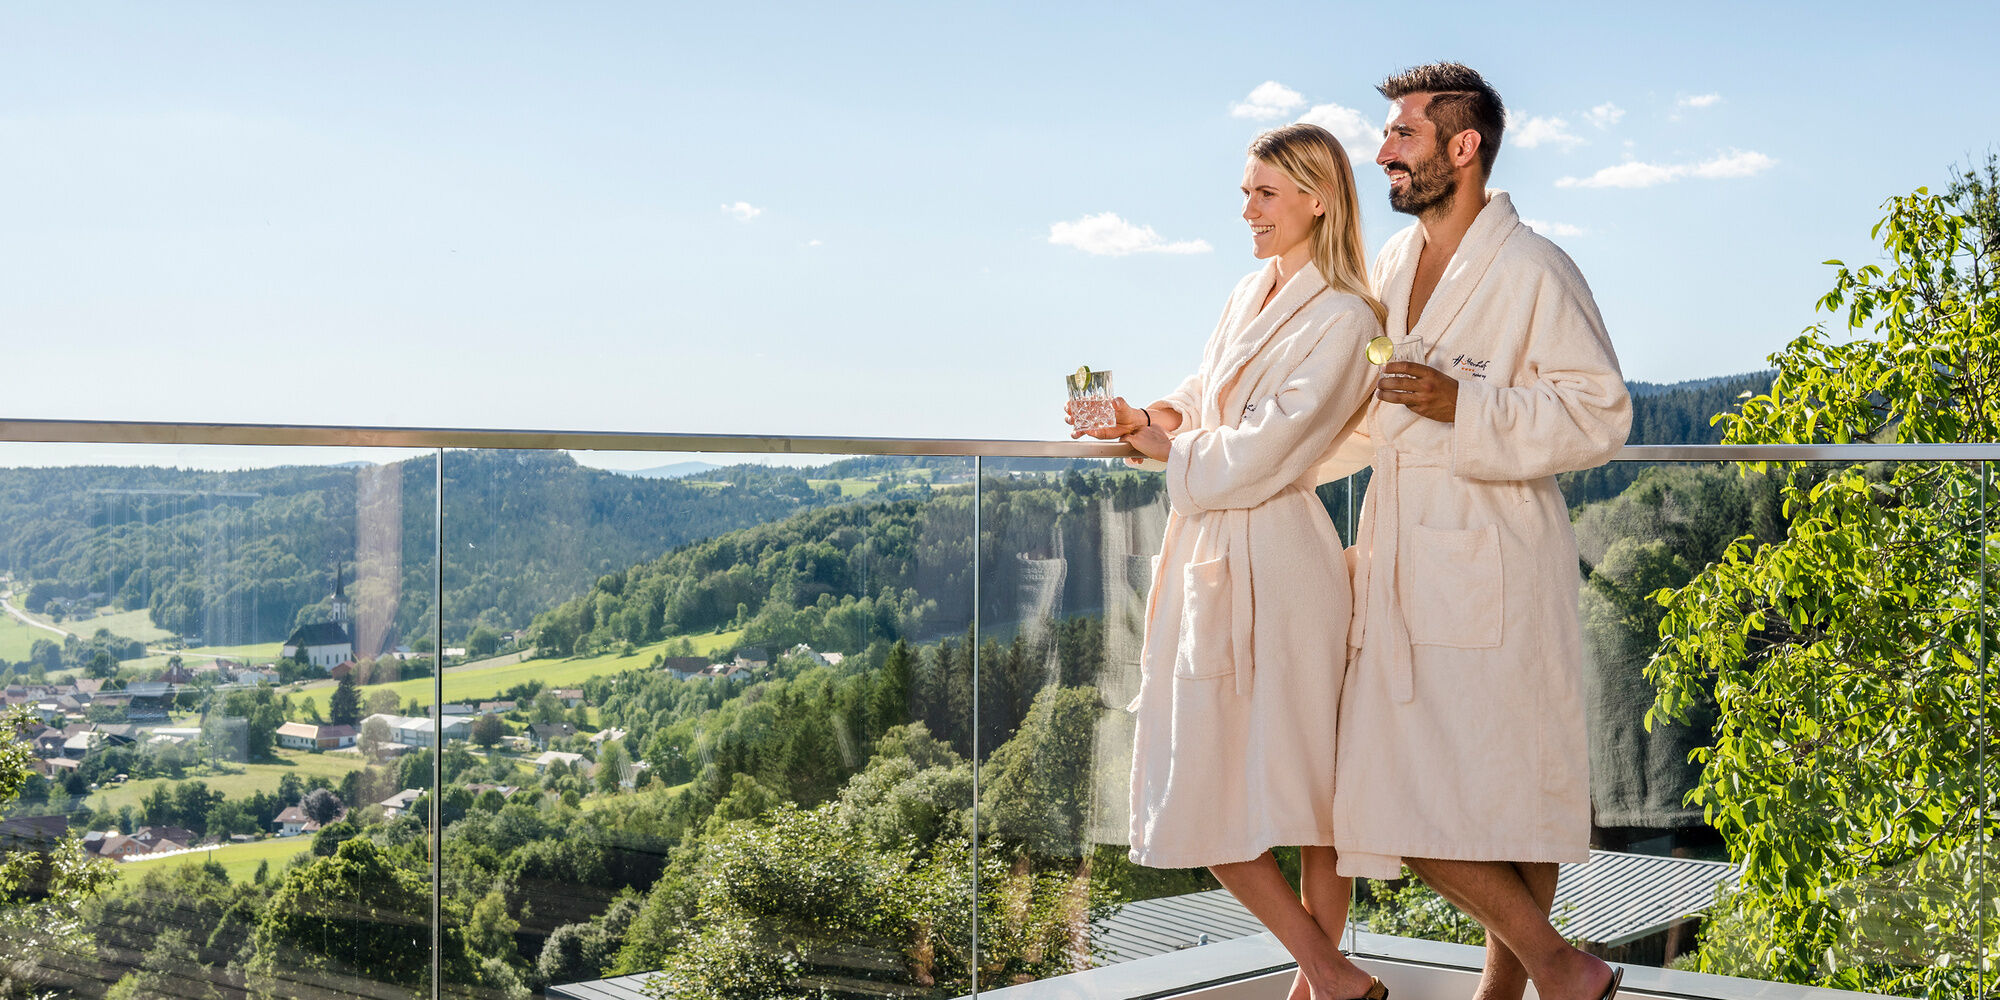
left=3, top=418, right=2000, bottom=461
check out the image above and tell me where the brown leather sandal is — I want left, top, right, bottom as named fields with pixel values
left=1349, top=978, right=1388, bottom=1000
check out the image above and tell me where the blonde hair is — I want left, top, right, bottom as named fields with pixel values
left=1247, top=124, right=1388, bottom=328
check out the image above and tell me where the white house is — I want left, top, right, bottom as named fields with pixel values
left=534, top=750, right=589, bottom=775
left=361, top=713, right=472, bottom=747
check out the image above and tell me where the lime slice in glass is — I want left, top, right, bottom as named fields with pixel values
left=1366, top=336, right=1394, bottom=365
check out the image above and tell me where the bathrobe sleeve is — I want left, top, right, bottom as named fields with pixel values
left=1166, top=307, right=1375, bottom=514
left=1449, top=250, right=1631, bottom=482
left=1153, top=372, right=1204, bottom=433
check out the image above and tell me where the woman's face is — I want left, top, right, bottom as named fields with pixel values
left=1241, top=158, right=1322, bottom=262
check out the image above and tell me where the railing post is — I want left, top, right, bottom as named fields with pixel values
left=971, top=455, right=982, bottom=998
left=433, top=448, right=445, bottom=1000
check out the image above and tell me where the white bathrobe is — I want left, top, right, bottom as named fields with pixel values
left=1333, top=193, right=1632, bottom=879
left=1128, top=260, right=1381, bottom=869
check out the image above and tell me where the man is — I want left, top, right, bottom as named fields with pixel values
left=1333, top=63, right=1632, bottom=1000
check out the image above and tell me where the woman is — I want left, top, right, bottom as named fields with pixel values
left=1067, top=123, right=1388, bottom=1000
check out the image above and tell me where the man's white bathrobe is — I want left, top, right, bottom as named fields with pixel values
left=1128, top=260, right=1381, bottom=869
left=1333, top=193, right=1632, bottom=879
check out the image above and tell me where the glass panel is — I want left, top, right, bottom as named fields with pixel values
left=1343, top=457, right=1994, bottom=998
left=973, top=456, right=1237, bottom=979
left=0, top=440, right=437, bottom=998
left=436, top=449, right=974, bottom=999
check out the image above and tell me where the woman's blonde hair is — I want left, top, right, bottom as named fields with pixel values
left=1248, top=124, right=1388, bottom=327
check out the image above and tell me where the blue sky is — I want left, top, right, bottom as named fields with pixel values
left=3, top=2, right=1996, bottom=469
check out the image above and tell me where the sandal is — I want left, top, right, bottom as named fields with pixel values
left=1349, top=978, right=1387, bottom=1000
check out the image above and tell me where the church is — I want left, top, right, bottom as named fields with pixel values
left=280, top=568, right=354, bottom=671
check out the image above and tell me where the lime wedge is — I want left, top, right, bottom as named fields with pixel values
left=1366, top=336, right=1394, bottom=365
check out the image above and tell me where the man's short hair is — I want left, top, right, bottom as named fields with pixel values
left=1377, top=62, right=1505, bottom=177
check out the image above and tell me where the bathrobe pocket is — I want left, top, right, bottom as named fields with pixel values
left=1175, top=555, right=1235, bottom=679
left=1406, top=523, right=1503, bottom=648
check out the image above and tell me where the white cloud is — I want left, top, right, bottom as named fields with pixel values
left=722, top=201, right=762, bottom=222
left=1557, top=161, right=1683, bottom=189
left=1689, top=149, right=1776, bottom=178
left=1232, top=81, right=1306, bottom=120
left=1556, top=149, right=1776, bottom=189
left=1510, top=114, right=1586, bottom=151
left=1678, top=93, right=1723, bottom=109
left=804, top=239, right=823, bottom=247
left=1522, top=218, right=1586, bottom=237
left=1048, top=213, right=1212, bottom=256
left=1584, top=102, right=1625, bottom=129
left=1295, top=101, right=1380, bottom=155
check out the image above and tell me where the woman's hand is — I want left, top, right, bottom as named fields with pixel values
left=1066, top=396, right=1149, bottom=440
left=1123, top=424, right=1171, bottom=463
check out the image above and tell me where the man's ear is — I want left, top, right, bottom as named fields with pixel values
left=1453, top=130, right=1482, bottom=170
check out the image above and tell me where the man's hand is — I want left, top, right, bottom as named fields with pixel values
left=1377, top=362, right=1458, bottom=423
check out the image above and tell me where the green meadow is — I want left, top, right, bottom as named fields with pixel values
left=121, top=836, right=313, bottom=885
left=84, top=749, right=365, bottom=814
left=317, top=629, right=745, bottom=708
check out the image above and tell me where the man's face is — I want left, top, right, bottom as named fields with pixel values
left=1377, top=94, right=1456, bottom=217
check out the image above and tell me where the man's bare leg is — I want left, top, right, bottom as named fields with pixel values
left=1212, top=852, right=1376, bottom=1000
left=1463, top=862, right=1558, bottom=1000
left=1405, top=858, right=1612, bottom=1000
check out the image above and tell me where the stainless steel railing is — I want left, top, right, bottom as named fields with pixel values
left=5, top=417, right=2000, bottom=461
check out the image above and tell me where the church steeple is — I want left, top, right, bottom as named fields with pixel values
left=330, top=565, right=349, bottom=627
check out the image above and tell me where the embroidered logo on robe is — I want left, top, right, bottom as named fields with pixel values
left=1447, top=354, right=1491, bottom=379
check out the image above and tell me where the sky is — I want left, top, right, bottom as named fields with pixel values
left=3, top=1, right=1996, bottom=470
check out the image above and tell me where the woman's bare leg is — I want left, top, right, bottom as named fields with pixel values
left=1292, top=847, right=1358, bottom=1000
left=1211, top=851, right=1375, bottom=1000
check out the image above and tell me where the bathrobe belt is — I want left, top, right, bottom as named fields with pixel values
left=1363, top=445, right=1421, bottom=704
left=1223, top=505, right=1256, bottom=697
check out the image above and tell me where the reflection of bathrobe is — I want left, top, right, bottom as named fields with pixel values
left=1128, top=260, right=1380, bottom=869
left=1333, top=193, right=1631, bottom=879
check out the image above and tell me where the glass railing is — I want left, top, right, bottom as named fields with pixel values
left=0, top=420, right=1990, bottom=1000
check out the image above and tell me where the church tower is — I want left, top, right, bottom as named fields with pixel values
left=331, top=565, right=350, bottom=631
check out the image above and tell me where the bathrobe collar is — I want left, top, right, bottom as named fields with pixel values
left=1205, top=258, right=1330, bottom=419
left=1381, top=190, right=1524, bottom=345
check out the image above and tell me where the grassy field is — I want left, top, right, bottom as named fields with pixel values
left=332, top=629, right=745, bottom=708
left=807, top=478, right=881, bottom=498
left=72, top=608, right=175, bottom=645
left=121, top=641, right=285, bottom=673
left=84, top=749, right=364, bottom=814
left=0, top=613, right=50, bottom=662
left=121, top=836, right=313, bottom=884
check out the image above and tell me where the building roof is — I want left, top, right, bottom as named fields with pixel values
left=275, top=722, right=320, bottom=739
left=1091, top=886, right=1268, bottom=964
left=1547, top=849, right=1740, bottom=947
left=548, top=972, right=656, bottom=1000
left=285, top=621, right=352, bottom=648
left=274, top=806, right=313, bottom=825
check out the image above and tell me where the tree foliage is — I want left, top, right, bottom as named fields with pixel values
left=1648, top=162, right=2000, bottom=995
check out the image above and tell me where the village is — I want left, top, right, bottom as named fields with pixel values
left=6, top=574, right=813, bottom=868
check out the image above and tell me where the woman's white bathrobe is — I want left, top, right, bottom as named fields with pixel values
left=1128, top=260, right=1381, bottom=869
left=1332, top=192, right=1632, bottom=879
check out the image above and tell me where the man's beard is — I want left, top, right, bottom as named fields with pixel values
left=1387, top=150, right=1456, bottom=216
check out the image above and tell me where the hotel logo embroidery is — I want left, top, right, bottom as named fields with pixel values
left=1447, top=354, right=1491, bottom=380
